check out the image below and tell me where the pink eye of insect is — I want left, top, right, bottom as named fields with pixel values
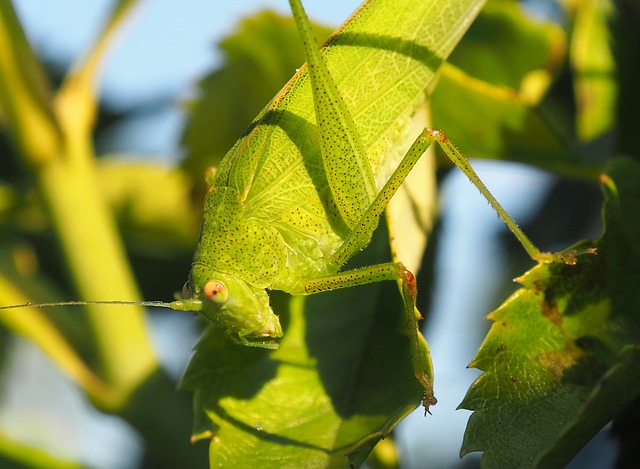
left=204, top=280, right=228, bottom=304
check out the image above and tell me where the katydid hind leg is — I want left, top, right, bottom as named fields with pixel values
left=424, top=129, right=597, bottom=264
left=289, top=0, right=377, bottom=229
left=334, top=128, right=596, bottom=268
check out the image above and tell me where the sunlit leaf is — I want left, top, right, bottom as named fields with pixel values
left=386, top=104, right=437, bottom=275
left=447, top=1, right=566, bottom=90
left=0, top=431, right=83, bottom=469
left=570, top=0, right=617, bottom=141
left=432, top=64, right=583, bottom=174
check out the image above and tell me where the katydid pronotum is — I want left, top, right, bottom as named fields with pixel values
left=1, top=0, right=595, bottom=412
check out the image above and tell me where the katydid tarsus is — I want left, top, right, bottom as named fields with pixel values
left=0, top=0, right=595, bottom=412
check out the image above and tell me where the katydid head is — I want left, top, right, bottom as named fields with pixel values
left=176, top=263, right=283, bottom=349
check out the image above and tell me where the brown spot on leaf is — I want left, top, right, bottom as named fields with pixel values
left=537, top=343, right=585, bottom=382
left=541, top=294, right=564, bottom=330
left=531, top=278, right=545, bottom=292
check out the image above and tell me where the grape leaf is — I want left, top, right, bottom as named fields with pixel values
left=460, top=157, right=640, bottom=467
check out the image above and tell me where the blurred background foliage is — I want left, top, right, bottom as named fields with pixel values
left=0, top=0, right=639, bottom=467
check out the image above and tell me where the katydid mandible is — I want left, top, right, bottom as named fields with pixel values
left=1, top=0, right=594, bottom=412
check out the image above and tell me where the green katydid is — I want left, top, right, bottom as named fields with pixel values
left=0, top=0, right=595, bottom=412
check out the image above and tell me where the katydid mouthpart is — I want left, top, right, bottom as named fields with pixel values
left=0, top=0, right=596, bottom=412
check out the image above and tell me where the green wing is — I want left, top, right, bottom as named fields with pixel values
left=212, top=0, right=485, bottom=258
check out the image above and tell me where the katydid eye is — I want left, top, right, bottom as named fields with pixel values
left=204, top=280, right=228, bottom=304
left=182, top=281, right=193, bottom=299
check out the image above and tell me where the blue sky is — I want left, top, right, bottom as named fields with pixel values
left=13, top=1, right=359, bottom=108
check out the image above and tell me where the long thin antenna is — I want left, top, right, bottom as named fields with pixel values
left=0, top=300, right=175, bottom=310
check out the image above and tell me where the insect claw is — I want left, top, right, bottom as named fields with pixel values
left=533, top=246, right=597, bottom=265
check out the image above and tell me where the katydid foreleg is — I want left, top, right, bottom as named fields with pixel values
left=298, top=262, right=436, bottom=411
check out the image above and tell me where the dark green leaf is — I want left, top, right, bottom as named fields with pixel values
left=460, top=157, right=640, bottom=467
left=180, top=227, right=424, bottom=468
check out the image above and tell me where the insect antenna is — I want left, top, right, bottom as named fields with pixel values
left=0, top=300, right=175, bottom=310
